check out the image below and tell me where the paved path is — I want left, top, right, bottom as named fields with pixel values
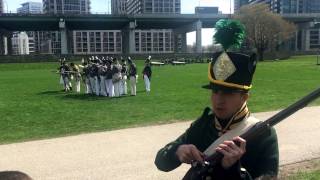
left=1, top=106, right=320, bottom=180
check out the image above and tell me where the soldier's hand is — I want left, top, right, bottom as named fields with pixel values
left=175, top=144, right=204, bottom=164
left=216, top=136, right=246, bottom=169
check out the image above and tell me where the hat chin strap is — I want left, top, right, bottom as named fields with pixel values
left=208, top=62, right=252, bottom=90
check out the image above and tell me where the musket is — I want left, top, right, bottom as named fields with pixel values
left=183, top=87, right=320, bottom=180
left=51, top=70, right=79, bottom=74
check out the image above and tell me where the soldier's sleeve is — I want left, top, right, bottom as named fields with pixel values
left=154, top=108, right=211, bottom=172
left=154, top=130, right=188, bottom=172
left=253, top=127, right=279, bottom=178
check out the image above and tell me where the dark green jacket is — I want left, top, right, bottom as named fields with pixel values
left=155, top=107, right=279, bottom=179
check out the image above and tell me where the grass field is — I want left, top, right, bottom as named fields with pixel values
left=1, top=55, right=320, bottom=144
left=287, top=170, right=320, bottom=180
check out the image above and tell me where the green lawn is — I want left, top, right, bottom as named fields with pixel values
left=1, top=55, right=320, bottom=143
left=287, top=170, right=320, bottom=180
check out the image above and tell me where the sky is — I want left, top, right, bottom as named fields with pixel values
left=4, top=0, right=234, bottom=46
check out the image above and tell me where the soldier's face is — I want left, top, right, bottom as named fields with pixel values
left=211, top=91, right=248, bottom=120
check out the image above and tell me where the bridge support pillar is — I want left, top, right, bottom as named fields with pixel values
left=122, top=21, right=136, bottom=55
left=59, top=19, right=69, bottom=55
left=301, top=29, right=310, bottom=51
left=6, top=34, right=13, bottom=55
left=0, top=32, right=5, bottom=55
left=195, top=20, right=202, bottom=53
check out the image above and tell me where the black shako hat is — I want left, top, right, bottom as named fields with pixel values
left=202, top=52, right=257, bottom=92
left=203, top=19, right=257, bottom=92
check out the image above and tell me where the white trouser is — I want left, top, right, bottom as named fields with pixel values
left=99, top=76, right=107, bottom=96
left=63, top=76, right=70, bottom=91
left=69, top=81, right=72, bottom=89
left=85, top=77, right=92, bottom=94
left=106, top=79, right=114, bottom=97
left=130, top=76, right=136, bottom=96
left=120, top=75, right=127, bottom=95
left=89, top=77, right=96, bottom=94
left=114, top=81, right=121, bottom=97
left=144, top=75, right=150, bottom=92
left=59, top=75, right=64, bottom=85
left=95, top=76, right=100, bottom=96
left=75, top=79, right=81, bottom=93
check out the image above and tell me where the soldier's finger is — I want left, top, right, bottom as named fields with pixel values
left=233, top=137, right=246, bottom=151
left=216, top=147, right=232, bottom=157
left=190, top=147, right=204, bottom=162
left=224, top=141, right=239, bottom=151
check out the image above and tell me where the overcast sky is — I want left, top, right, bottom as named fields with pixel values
left=4, top=0, right=234, bottom=45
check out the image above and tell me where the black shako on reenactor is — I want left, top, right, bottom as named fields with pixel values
left=155, top=19, right=279, bottom=180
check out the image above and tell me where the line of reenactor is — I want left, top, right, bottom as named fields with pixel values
left=57, top=56, right=138, bottom=97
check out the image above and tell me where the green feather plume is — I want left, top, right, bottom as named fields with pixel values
left=214, top=19, right=245, bottom=51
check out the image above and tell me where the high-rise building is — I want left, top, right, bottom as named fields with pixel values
left=42, top=0, right=91, bottom=54
left=234, top=0, right=249, bottom=12
left=111, top=0, right=127, bottom=15
left=126, top=0, right=181, bottom=14
left=277, top=0, right=320, bottom=14
left=17, top=2, right=42, bottom=14
left=115, top=0, right=181, bottom=54
left=247, top=0, right=320, bottom=13
left=43, top=0, right=91, bottom=14
left=236, top=0, right=320, bottom=51
left=15, top=2, right=43, bottom=54
left=0, top=0, right=3, bottom=13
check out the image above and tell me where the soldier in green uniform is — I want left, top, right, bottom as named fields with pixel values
left=155, top=20, right=279, bottom=179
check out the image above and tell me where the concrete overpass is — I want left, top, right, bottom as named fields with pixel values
left=0, top=13, right=319, bottom=55
left=0, top=13, right=230, bottom=54
left=0, top=13, right=229, bottom=30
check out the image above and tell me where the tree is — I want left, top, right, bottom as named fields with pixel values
left=234, top=4, right=296, bottom=61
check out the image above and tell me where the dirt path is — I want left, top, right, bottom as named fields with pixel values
left=0, top=106, right=320, bottom=180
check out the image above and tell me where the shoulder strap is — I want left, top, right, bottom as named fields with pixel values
left=203, top=116, right=261, bottom=157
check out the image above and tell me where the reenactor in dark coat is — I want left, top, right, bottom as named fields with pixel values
left=142, top=56, right=152, bottom=93
left=98, top=62, right=108, bottom=97
left=105, top=60, right=114, bottom=97
left=120, top=59, right=128, bottom=95
left=58, top=61, right=71, bottom=92
left=128, top=57, right=137, bottom=96
left=70, top=62, right=81, bottom=93
left=112, top=58, right=122, bottom=97
left=155, top=19, right=279, bottom=179
left=88, top=61, right=99, bottom=95
left=82, top=62, right=92, bottom=94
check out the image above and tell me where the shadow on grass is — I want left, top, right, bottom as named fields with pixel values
left=37, top=90, right=145, bottom=101
left=37, top=90, right=65, bottom=95
left=61, top=93, right=137, bottom=101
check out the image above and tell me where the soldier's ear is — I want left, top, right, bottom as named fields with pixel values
left=241, top=93, right=249, bottom=102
